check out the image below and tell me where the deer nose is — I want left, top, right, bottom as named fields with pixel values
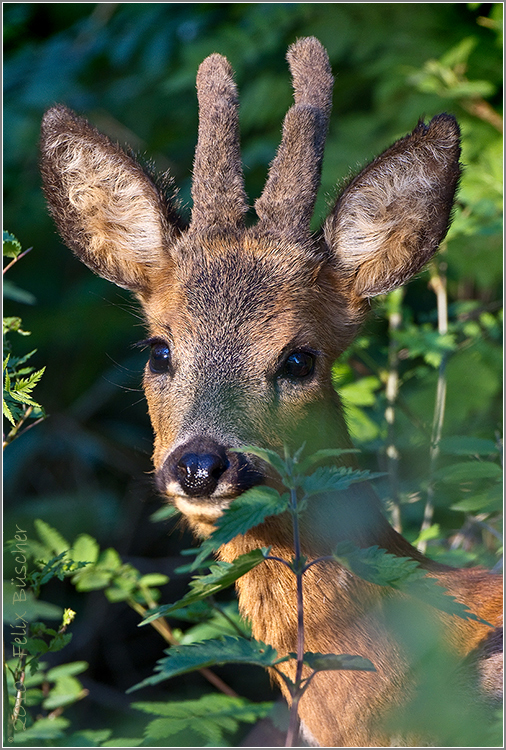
left=176, top=450, right=229, bottom=497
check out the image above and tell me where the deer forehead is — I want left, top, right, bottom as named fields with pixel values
left=143, top=236, right=328, bottom=360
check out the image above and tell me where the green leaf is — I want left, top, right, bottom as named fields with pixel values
left=10, top=716, right=70, bottom=741
left=70, top=533, right=100, bottom=564
left=299, top=466, right=380, bottom=497
left=333, top=542, right=491, bottom=625
left=133, top=694, right=273, bottom=746
left=101, top=738, right=142, bottom=747
left=142, top=548, right=269, bottom=624
left=439, top=437, right=499, bottom=456
left=3, top=278, right=37, bottom=304
left=46, top=661, right=88, bottom=680
left=301, top=652, right=376, bottom=673
left=450, top=483, right=503, bottom=513
left=295, top=448, right=359, bottom=475
left=34, top=519, right=69, bottom=556
left=192, top=487, right=288, bottom=568
left=150, top=504, right=180, bottom=522
left=42, top=673, right=85, bottom=710
left=3, top=230, right=22, bottom=258
left=138, top=573, right=170, bottom=588
left=233, top=444, right=288, bottom=477
left=434, top=461, right=502, bottom=482
left=128, top=636, right=288, bottom=691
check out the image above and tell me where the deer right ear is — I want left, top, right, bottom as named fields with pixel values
left=324, top=114, right=461, bottom=298
left=40, top=106, right=179, bottom=293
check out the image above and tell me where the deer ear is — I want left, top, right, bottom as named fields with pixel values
left=40, top=106, right=179, bottom=293
left=324, top=115, right=461, bottom=298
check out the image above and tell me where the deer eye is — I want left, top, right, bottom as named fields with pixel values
left=149, top=341, right=171, bottom=374
left=280, top=351, right=315, bottom=380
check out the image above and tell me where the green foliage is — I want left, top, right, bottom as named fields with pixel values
left=130, top=636, right=288, bottom=692
left=132, top=694, right=273, bottom=747
left=332, top=541, right=490, bottom=625
left=3, top=233, right=45, bottom=439
left=192, top=487, right=289, bottom=568
left=142, top=548, right=270, bottom=623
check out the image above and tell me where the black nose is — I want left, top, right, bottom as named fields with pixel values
left=176, top=450, right=229, bottom=497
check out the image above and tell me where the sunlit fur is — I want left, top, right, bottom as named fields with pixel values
left=40, top=37, right=502, bottom=747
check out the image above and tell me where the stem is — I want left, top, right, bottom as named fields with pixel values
left=285, top=487, right=305, bottom=748
left=385, top=288, right=404, bottom=532
left=418, top=265, right=448, bottom=553
left=3, top=247, right=33, bottom=275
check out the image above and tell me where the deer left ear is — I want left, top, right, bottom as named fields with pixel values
left=324, top=114, right=461, bottom=298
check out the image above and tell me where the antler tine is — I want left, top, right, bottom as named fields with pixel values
left=253, top=37, right=334, bottom=243
left=190, top=53, right=247, bottom=234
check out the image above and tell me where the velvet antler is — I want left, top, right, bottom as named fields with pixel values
left=190, top=54, right=248, bottom=234
left=253, top=37, right=334, bottom=243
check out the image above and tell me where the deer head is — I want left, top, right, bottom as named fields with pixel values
left=40, top=37, right=461, bottom=539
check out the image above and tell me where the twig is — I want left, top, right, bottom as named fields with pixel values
left=3, top=247, right=33, bottom=275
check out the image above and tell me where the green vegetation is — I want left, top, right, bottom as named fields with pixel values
left=3, top=3, right=502, bottom=746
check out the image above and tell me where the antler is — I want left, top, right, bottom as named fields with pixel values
left=190, top=54, right=247, bottom=234
left=253, top=37, right=334, bottom=243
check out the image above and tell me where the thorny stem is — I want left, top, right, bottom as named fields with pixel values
left=418, top=265, right=448, bottom=553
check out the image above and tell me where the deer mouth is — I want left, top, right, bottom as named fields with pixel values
left=155, top=436, right=265, bottom=521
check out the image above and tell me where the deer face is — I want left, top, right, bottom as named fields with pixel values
left=40, top=37, right=460, bottom=535
left=141, top=234, right=355, bottom=530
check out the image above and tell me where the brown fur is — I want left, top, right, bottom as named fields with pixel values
left=40, top=37, right=502, bottom=747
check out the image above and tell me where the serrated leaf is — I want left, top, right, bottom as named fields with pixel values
left=134, top=694, right=272, bottom=745
left=10, top=716, right=70, bottom=741
left=233, top=445, right=288, bottom=477
left=333, top=541, right=491, bottom=626
left=192, top=487, right=288, bottom=568
left=300, top=466, right=380, bottom=497
left=301, top=652, right=376, bottom=672
left=128, top=636, right=288, bottom=691
left=70, top=534, right=100, bottom=564
left=296, top=448, right=359, bottom=475
left=34, top=519, right=69, bottom=557
left=142, top=549, right=268, bottom=624
left=3, top=230, right=22, bottom=258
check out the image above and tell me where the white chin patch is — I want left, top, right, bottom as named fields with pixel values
left=173, top=495, right=230, bottom=522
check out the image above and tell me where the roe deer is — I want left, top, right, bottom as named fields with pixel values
left=40, top=37, right=502, bottom=747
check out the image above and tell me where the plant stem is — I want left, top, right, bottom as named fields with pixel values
left=385, top=287, right=404, bottom=532
left=419, top=265, right=448, bottom=553
left=285, top=487, right=305, bottom=747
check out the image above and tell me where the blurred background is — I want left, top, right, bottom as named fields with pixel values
left=3, top=3, right=502, bottom=746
